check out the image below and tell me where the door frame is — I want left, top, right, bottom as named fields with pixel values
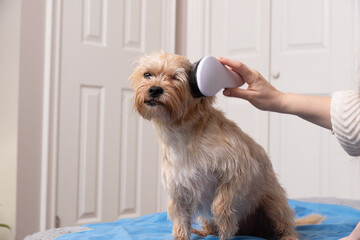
left=16, top=0, right=176, bottom=237
left=15, top=0, right=47, bottom=239
left=16, top=0, right=47, bottom=239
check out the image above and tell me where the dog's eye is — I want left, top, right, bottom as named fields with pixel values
left=144, top=72, right=152, bottom=79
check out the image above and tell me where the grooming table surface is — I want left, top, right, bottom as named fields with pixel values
left=25, top=199, right=360, bottom=240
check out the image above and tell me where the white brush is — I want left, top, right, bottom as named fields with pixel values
left=189, top=56, right=245, bottom=97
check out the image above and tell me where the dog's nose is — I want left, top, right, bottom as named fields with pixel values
left=148, top=86, right=164, bottom=98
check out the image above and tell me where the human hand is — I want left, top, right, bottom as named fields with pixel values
left=218, top=57, right=284, bottom=112
left=217, top=57, right=332, bottom=129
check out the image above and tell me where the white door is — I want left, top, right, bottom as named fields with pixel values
left=269, top=0, right=360, bottom=199
left=56, top=0, right=172, bottom=227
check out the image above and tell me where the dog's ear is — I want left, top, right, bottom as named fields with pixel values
left=188, top=59, right=205, bottom=98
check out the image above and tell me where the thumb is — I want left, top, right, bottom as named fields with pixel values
left=223, top=88, right=252, bottom=100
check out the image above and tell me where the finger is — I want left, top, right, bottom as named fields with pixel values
left=223, top=88, right=253, bottom=101
left=217, top=57, right=254, bottom=81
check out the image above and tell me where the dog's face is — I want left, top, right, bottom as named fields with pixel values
left=130, top=52, right=207, bottom=123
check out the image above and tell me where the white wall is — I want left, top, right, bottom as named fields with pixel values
left=0, top=1, right=46, bottom=239
left=0, top=0, right=21, bottom=239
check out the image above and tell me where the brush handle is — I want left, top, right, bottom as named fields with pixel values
left=226, top=68, right=245, bottom=89
left=196, top=56, right=245, bottom=96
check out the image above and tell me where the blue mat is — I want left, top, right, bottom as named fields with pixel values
left=56, top=200, right=360, bottom=240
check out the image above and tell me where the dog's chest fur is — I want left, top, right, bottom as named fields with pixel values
left=155, top=123, right=219, bottom=219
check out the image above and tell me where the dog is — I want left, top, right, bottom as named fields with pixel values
left=130, top=52, right=323, bottom=240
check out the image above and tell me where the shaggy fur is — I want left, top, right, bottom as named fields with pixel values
left=130, top=52, right=322, bottom=240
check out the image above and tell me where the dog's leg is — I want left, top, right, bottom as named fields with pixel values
left=261, top=194, right=298, bottom=240
left=168, top=197, right=192, bottom=240
left=211, top=181, right=239, bottom=240
left=191, top=218, right=218, bottom=237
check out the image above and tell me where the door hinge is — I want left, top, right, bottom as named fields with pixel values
left=55, top=216, right=61, bottom=228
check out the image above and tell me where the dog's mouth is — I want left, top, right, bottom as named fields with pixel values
left=145, top=99, right=163, bottom=106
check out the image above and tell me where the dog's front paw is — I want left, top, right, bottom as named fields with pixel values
left=173, top=235, right=190, bottom=240
left=173, top=237, right=189, bottom=240
left=280, top=236, right=299, bottom=240
left=173, top=225, right=190, bottom=240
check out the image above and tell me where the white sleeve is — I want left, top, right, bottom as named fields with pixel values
left=330, top=91, right=360, bottom=157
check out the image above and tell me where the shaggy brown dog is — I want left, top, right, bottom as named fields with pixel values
left=130, top=52, right=323, bottom=240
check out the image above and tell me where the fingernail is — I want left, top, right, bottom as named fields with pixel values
left=223, top=90, right=230, bottom=96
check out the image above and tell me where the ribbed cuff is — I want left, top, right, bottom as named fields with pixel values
left=330, top=91, right=360, bottom=157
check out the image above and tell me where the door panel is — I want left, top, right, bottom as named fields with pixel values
left=57, top=0, right=164, bottom=227
left=271, top=0, right=355, bottom=93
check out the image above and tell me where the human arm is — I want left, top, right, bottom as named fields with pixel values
left=340, top=221, right=360, bottom=240
left=218, top=57, right=332, bottom=130
left=277, top=93, right=332, bottom=130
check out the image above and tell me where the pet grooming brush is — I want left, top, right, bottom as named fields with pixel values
left=188, top=56, right=245, bottom=97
